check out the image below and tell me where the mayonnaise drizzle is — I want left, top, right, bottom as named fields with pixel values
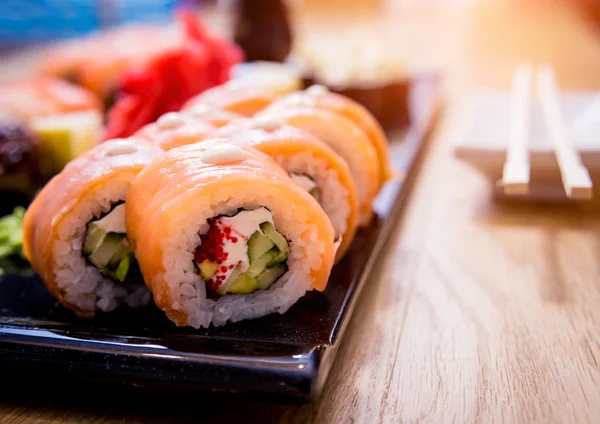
left=105, top=140, right=138, bottom=156
left=188, top=104, right=210, bottom=117
left=251, top=115, right=281, bottom=131
left=307, top=84, right=329, bottom=95
left=200, top=143, right=249, bottom=164
left=94, top=203, right=126, bottom=233
left=157, top=112, right=185, bottom=130
left=213, top=208, right=275, bottom=286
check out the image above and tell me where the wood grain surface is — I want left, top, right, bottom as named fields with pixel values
left=3, top=1, right=600, bottom=423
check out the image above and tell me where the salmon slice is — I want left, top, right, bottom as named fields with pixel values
left=214, top=120, right=360, bottom=261
left=38, top=25, right=180, bottom=99
left=126, top=139, right=336, bottom=327
left=0, top=77, right=101, bottom=121
left=134, top=112, right=216, bottom=151
left=274, top=86, right=395, bottom=184
left=181, top=81, right=279, bottom=117
left=255, top=105, right=380, bottom=226
left=22, top=138, right=163, bottom=316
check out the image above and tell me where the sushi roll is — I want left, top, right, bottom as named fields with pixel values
left=0, top=116, right=41, bottom=197
left=275, top=84, right=394, bottom=184
left=134, top=112, right=216, bottom=151
left=0, top=77, right=101, bottom=121
left=256, top=101, right=380, bottom=226
left=214, top=117, right=359, bottom=261
left=38, top=25, right=181, bottom=104
left=126, top=139, right=336, bottom=328
left=181, top=80, right=279, bottom=117
left=22, top=138, right=164, bottom=317
left=0, top=77, right=103, bottom=178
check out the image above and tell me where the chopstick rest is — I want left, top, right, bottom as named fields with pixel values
left=501, top=62, right=533, bottom=195
left=536, top=65, right=593, bottom=199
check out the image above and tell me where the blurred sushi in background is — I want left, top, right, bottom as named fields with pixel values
left=0, top=76, right=103, bottom=196
left=37, top=24, right=182, bottom=109
left=0, top=1, right=243, bottom=200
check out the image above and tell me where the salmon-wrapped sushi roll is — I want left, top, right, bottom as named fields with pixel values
left=38, top=25, right=180, bottom=101
left=275, top=85, right=394, bottom=184
left=23, top=138, right=163, bottom=317
left=126, top=140, right=336, bottom=328
left=256, top=104, right=380, bottom=226
left=134, top=112, right=216, bottom=151
left=214, top=117, right=359, bottom=261
left=0, top=77, right=101, bottom=121
left=181, top=81, right=278, bottom=117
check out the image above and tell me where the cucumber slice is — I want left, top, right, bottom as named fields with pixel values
left=216, top=264, right=243, bottom=295
left=83, top=223, right=106, bottom=256
left=260, top=222, right=290, bottom=255
left=266, top=249, right=288, bottom=267
left=225, top=273, right=258, bottom=295
left=199, top=260, right=219, bottom=280
left=114, top=254, right=131, bottom=283
left=107, top=238, right=131, bottom=269
left=248, top=230, right=274, bottom=263
left=309, top=187, right=321, bottom=203
left=246, top=250, right=278, bottom=278
left=256, top=263, right=287, bottom=290
left=89, top=233, right=123, bottom=269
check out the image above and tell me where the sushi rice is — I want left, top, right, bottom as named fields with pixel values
left=158, top=196, right=324, bottom=329
left=274, top=151, right=350, bottom=241
left=53, top=176, right=150, bottom=313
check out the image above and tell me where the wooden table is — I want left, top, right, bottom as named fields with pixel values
left=3, top=1, right=600, bottom=422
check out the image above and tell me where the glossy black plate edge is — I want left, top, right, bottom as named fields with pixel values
left=0, top=332, right=319, bottom=401
left=310, top=73, right=444, bottom=400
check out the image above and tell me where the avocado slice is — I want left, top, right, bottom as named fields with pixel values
left=246, top=249, right=278, bottom=278
left=256, top=263, right=287, bottom=290
left=199, top=260, right=219, bottom=280
left=248, top=230, right=274, bottom=263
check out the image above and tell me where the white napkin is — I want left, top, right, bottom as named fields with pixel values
left=454, top=89, right=600, bottom=152
left=451, top=89, right=600, bottom=200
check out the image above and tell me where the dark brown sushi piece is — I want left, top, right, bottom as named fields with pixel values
left=0, top=116, right=41, bottom=198
left=286, top=47, right=412, bottom=133
left=231, top=0, right=292, bottom=63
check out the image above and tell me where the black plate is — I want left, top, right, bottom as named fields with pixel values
left=0, top=75, right=441, bottom=403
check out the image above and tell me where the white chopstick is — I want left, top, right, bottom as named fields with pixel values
left=502, top=63, right=533, bottom=195
left=536, top=65, right=593, bottom=199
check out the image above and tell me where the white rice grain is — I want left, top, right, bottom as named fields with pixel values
left=275, top=152, right=350, bottom=239
left=158, top=190, right=325, bottom=328
left=51, top=172, right=150, bottom=314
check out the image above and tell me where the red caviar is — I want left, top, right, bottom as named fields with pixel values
left=194, top=216, right=244, bottom=293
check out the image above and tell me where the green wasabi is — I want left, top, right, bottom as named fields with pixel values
left=0, top=207, right=25, bottom=260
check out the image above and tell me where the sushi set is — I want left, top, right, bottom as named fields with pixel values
left=0, top=5, right=442, bottom=402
